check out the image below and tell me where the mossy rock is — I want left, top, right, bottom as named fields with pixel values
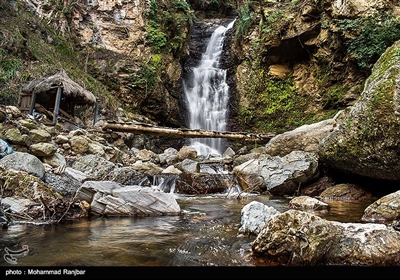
left=318, top=40, right=400, bottom=182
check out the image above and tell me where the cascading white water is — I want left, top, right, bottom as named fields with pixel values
left=183, top=20, right=235, bottom=156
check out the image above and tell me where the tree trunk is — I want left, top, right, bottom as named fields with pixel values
left=102, top=122, right=275, bottom=144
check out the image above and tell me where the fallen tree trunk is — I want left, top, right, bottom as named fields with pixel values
left=102, top=122, right=275, bottom=144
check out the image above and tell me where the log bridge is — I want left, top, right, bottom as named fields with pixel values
left=102, top=121, right=275, bottom=144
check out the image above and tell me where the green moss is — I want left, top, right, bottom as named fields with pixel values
left=129, top=54, right=163, bottom=92
left=322, top=85, right=348, bottom=109
left=237, top=71, right=328, bottom=134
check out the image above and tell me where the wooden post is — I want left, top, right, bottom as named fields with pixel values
left=29, top=92, right=37, bottom=115
left=93, top=102, right=99, bottom=125
left=53, top=87, right=63, bottom=126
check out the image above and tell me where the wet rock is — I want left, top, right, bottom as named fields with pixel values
left=252, top=209, right=338, bottom=265
left=252, top=209, right=400, bottom=266
left=239, top=201, right=280, bottom=236
left=176, top=158, right=200, bottom=173
left=289, top=196, right=329, bottom=211
left=233, top=151, right=319, bottom=195
left=175, top=172, right=235, bottom=195
left=319, top=183, right=376, bottom=201
left=222, top=146, right=235, bottom=158
left=76, top=181, right=180, bottom=216
left=299, top=176, right=335, bottom=197
left=177, top=145, right=197, bottom=160
left=361, top=190, right=400, bottom=224
left=158, top=147, right=179, bottom=166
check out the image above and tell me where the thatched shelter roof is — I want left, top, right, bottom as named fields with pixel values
left=21, top=69, right=96, bottom=104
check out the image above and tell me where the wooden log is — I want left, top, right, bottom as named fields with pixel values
left=102, top=122, right=275, bottom=144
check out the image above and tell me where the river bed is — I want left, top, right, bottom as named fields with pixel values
left=0, top=193, right=373, bottom=267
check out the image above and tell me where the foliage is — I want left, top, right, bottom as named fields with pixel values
left=145, top=0, right=194, bottom=54
left=260, top=10, right=283, bottom=37
left=0, top=48, right=23, bottom=105
left=130, top=55, right=162, bottom=92
left=336, top=13, right=400, bottom=69
left=0, top=50, right=21, bottom=84
left=234, top=2, right=255, bottom=42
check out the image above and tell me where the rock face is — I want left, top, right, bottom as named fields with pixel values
left=229, top=0, right=399, bottom=134
left=319, top=40, right=400, bottom=182
left=19, top=0, right=191, bottom=127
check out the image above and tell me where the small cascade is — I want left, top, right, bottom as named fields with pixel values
left=152, top=175, right=178, bottom=194
left=183, top=19, right=235, bottom=156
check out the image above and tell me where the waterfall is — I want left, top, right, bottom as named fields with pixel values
left=183, top=19, right=235, bottom=156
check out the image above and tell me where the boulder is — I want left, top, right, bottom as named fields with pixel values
left=233, top=151, right=319, bottom=196
left=238, top=201, right=280, bottom=236
left=0, top=151, right=45, bottom=179
left=319, top=40, right=400, bottom=182
left=361, top=190, right=400, bottom=224
left=76, top=180, right=181, bottom=216
left=264, top=115, right=337, bottom=157
left=252, top=209, right=400, bottom=266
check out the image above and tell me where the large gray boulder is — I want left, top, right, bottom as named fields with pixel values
left=264, top=116, right=337, bottom=157
left=0, top=151, right=45, bottom=179
left=76, top=181, right=181, bottom=216
left=319, top=40, right=400, bottom=182
left=233, top=150, right=319, bottom=196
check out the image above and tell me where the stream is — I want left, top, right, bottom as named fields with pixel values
left=0, top=192, right=373, bottom=267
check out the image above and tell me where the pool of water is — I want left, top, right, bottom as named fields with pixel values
left=0, top=194, right=373, bottom=267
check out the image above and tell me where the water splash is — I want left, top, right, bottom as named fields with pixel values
left=183, top=19, right=235, bottom=156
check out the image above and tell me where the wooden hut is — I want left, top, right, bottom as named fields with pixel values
left=18, top=70, right=97, bottom=126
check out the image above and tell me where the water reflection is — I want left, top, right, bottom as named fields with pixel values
left=0, top=195, right=371, bottom=267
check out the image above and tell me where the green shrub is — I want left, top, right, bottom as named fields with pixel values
left=336, top=14, right=400, bottom=69
left=145, top=0, right=193, bottom=54
left=235, top=2, right=255, bottom=42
